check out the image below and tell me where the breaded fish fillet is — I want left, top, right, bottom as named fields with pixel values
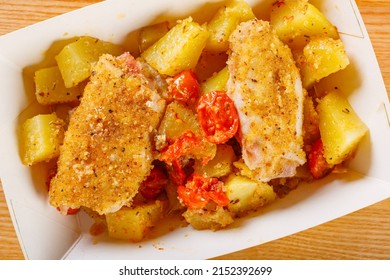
left=49, top=53, right=166, bottom=215
left=227, top=19, right=306, bottom=182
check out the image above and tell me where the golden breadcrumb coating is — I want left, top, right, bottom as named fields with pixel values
left=227, top=19, right=306, bottom=182
left=49, top=53, right=166, bottom=215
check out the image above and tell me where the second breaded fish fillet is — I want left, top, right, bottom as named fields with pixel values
left=227, top=19, right=306, bottom=182
left=49, top=52, right=166, bottom=215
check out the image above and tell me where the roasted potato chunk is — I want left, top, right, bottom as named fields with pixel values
left=106, top=200, right=167, bottom=242
left=34, top=66, right=82, bottom=105
left=200, top=66, right=229, bottom=94
left=141, top=17, right=209, bottom=76
left=225, top=174, right=276, bottom=215
left=182, top=206, right=233, bottom=230
left=205, top=0, right=255, bottom=52
left=56, top=36, right=123, bottom=88
left=317, top=91, right=368, bottom=165
left=296, top=36, right=350, bottom=89
left=138, top=21, right=170, bottom=53
left=193, top=144, right=236, bottom=178
left=20, top=113, right=65, bottom=166
left=270, top=0, right=339, bottom=49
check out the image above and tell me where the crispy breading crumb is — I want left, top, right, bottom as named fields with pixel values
left=227, top=19, right=306, bottom=182
left=49, top=53, right=166, bottom=215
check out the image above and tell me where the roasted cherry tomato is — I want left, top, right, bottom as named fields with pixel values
left=159, top=130, right=200, bottom=165
left=139, top=166, right=168, bottom=200
left=64, top=208, right=80, bottom=215
left=177, top=174, right=229, bottom=209
left=169, top=158, right=188, bottom=186
left=197, top=91, right=239, bottom=144
left=168, top=69, right=200, bottom=104
left=55, top=206, right=80, bottom=215
left=308, top=138, right=334, bottom=179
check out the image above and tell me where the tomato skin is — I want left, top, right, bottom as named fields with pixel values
left=55, top=206, right=80, bottom=215
left=65, top=208, right=80, bottom=215
left=169, top=158, right=188, bottom=186
left=197, top=91, right=239, bottom=144
left=159, top=131, right=199, bottom=186
left=177, top=185, right=208, bottom=209
left=177, top=174, right=229, bottom=209
left=308, top=138, right=334, bottom=179
left=159, top=130, right=200, bottom=165
left=139, top=166, right=168, bottom=200
left=168, top=70, right=200, bottom=105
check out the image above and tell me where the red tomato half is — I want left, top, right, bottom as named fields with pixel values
left=168, top=69, right=200, bottom=105
left=197, top=91, right=239, bottom=144
left=139, top=166, right=168, bottom=200
left=159, top=130, right=200, bottom=165
left=65, top=208, right=80, bottom=215
left=55, top=206, right=80, bottom=215
left=169, top=158, right=188, bottom=186
left=308, top=138, right=334, bottom=179
left=177, top=174, right=229, bottom=209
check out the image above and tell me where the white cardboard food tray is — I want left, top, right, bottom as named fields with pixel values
left=0, top=0, right=389, bottom=260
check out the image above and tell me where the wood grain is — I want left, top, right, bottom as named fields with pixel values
left=0, top=0, right=389, bottom=260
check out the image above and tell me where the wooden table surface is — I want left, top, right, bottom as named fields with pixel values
left=0, top=0, right=389, bottom=260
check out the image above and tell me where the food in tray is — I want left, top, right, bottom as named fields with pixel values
left=19, top=0, right=368, bottom=242
left=227, top=19, right=306, bottom=182
left=49, top=53, right=166, bottom=215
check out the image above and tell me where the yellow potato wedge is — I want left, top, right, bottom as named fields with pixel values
left=34, top=66, right=82, bottom=105
left=270, top=0, right=339, bottom=49
left=296, top=36, right=350, bottom=89
left=56, top=36, right=123, bottom=88
left=20, top=113, right=65, bottom=166
left=141, top=17, right=209, bottom=76
left=317, top=91, right=368, bottom=165
left=205, top=0, right=255, bottom=52
left=106, top=200, right=167, bottom=242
